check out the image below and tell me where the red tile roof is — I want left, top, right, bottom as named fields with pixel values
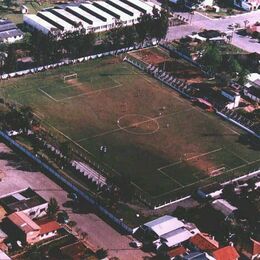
left=167, top=246, right=187, bottom=257
left=190, top=233, right=219, bottom=251
left=8, top=212, right=40, bottom=234
left=38, top=220, right=60, bottom=235
left=213, top=246, right=239, bottom=260
left=251, top=238, right=260, bottom=256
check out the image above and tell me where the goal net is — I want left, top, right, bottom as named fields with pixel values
left=64, top=73, right=78, bottom=82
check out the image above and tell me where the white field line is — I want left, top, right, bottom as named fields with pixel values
left=77, top=108, right=192, bottom=143
left=158, top=168, right=184, bottom=187
left=57, top=83, right=122, bottom=102
left=38, top=88, right=59, bottom=102
left=225, top=148, right=250, bottom=164
left=158, top=147, right=223, bottom=171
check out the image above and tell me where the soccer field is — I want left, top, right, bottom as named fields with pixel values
left=1, top=55, right=259, bottom=201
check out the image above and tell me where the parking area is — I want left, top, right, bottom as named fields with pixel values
left=0, top=143, right=153, bottom=259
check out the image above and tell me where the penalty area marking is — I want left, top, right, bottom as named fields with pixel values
left=158, top=147, right=223, bottom=171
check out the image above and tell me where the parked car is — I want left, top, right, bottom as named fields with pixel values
left=130, top=240, right=143, bottom=248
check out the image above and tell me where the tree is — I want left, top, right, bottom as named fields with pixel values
left=105, top=21, right=124, bottom=49
left=3, top=0, right=12, bottom=8
left=237, top=68, right=249, bottom=85
left=95, top=248, right=108, bottom=259
left=135, top=13, right=153, bottom=44
left=228, top=57, right=242, bottom=76
left=152, top=8, right=169, bottom=41
left=122, top=26, right=137, bottom=47
left=47, top=197, right=59, bottom=218
left=4, top=45, right=16, bottom=73
left=200, top=44, right=222, bottom=72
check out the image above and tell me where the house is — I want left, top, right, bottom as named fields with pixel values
left=35, top=218, right=61, bottom=241
left=190, top=232, right=219, bottom=252
left=140, top=215, right=185, bottom=240
left=213, top=246, right=239, bottom=260
left=0, top=250, right=11, bottom=260
left=246, top=22, right=260, bottom=35
left=3, top=211, right=41, bottom=245
left=0, top=206, right=7, bottom=222
left=212, top=199, right=238, bottom=217
left=2, top=212, right=60, bottom=245
left=246, top=73, right=260, bottom=89
left=250, top=236, right=260, bottom=259
left=159, top=227, right=193, bottom=248
left=0, top=19, right=23, bottom=44
left=221, top=89, right=241, bottom=108
left=234, top=0, right=260, bottom=11
left=188, top=30, right=227, bottom=43
left=0, top=188, right=48, bottom=219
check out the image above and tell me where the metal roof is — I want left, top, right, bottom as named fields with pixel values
left=24, top=14, right=58, bottom=31
left=0, top=29, right=23, bottom=41
left=143, top=215, right=184, bottom=237
left=38, top=11, right=76, bottom=31
left=79, top=3, right=115, bottom=22
left=66, top=6, right=106, bottom=27
left=161, top=227, right=193, bottom=247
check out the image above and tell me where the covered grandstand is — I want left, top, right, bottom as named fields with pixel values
left=23, top=0, right=159, bottom=38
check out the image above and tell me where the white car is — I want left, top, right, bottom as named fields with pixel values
left=7, top=130, right=22, bottom=136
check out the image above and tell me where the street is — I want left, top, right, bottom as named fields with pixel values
left=166, top=10, right=260, bottom=53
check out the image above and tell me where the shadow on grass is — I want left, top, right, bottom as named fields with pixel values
left=236, top=133, right=260, bottom=151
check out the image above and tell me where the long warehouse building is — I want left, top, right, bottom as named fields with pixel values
left=23, top=0, right=159, bottom=38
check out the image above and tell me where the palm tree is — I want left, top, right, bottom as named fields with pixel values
left=47, top=197, right=59, bottom=218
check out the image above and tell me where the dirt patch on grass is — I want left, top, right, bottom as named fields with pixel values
left=66, top=79, right=91, bottom=93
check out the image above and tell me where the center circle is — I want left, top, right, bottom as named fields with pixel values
left=117, top=114, right=159, bottom=135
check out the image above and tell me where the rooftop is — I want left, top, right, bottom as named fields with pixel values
left=213, top=246, right=239, bottom=260
left=36, top=219, right=61, bottom=235
left=161, top=227, right=193, bottom=247
left=143, top=215, right=184, bottom=237
left=0, top=188, right=47, bottom=213
left=190, top=233, right=219, bottom=251
left=8, top=211, right=40, bottom=234
left=212, top=199, right=238, bottom=217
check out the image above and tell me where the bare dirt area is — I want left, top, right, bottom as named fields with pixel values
left=66, top=79, right=91, bottom=93
left=129, top=47, right=170, bottom=65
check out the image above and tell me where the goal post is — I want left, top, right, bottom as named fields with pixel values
left=63, top=73, right=78, bottom=82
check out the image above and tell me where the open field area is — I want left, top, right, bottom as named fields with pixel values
left=1, top=52, right=259, bottom=201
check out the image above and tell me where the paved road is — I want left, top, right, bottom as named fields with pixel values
left=0, top=143, right=152, bottom=260
left=166, top=9, right=260, bottom=53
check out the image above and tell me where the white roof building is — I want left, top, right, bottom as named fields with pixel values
left=143, top=215, right=185, bottom=237
left=23, top=0, right=160, bottom=37
left=212, top=199, right=238, bottom=217
left=160, top=227, right=193, bottom=248
left=24, top=14, right=58, bottom=35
